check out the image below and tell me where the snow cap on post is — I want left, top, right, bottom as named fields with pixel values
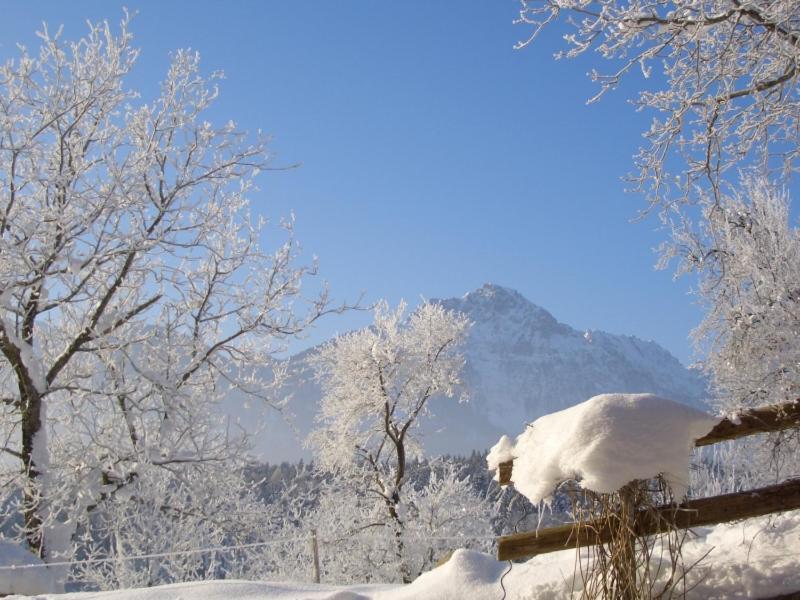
left=500, top=393, right=718, bottom=504
left=486, top=434, right=514, bottom=481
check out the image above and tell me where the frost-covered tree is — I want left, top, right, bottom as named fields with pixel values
left=515, top=2, right=800, bottom=417
left=0, top=15, right=335, bottom=568
left=300, top=461, right=493, bottom=584
left=677, top=179, right=800, bottom=485
left=517, top=0, right=800, bottom=212
left=307, top=301, right=475, bottom=583
left=71, top=467, right=286, bottom=589
left=682, top=180, right=800, bottom=410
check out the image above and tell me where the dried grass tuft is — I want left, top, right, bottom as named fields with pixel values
left=565, top=476, right=699, bottom=600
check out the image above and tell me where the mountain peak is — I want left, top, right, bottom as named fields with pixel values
left=444, top=283, right=558, bottom=326
left=466, top=283, right=526, bottom=302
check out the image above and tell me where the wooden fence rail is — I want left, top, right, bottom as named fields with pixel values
left=497, top=478, right=800, bottom=560
left=494, top=399, right=800, bottom=560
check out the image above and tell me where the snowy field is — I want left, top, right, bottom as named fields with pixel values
left=7, top=508, right=800, bottom=600
left=7, top=395, right=799, bottom=599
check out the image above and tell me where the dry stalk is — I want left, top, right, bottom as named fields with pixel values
left=568, top=477, right=693, bottom=600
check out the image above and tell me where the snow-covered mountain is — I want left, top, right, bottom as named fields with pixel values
left=245, top=284, right=708, bottom=462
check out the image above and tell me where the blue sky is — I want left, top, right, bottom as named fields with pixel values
left=0, top=2, right=706, bottom=363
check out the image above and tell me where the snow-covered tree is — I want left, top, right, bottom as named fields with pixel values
left=307, top=300, right=476, bottom=583
left=517, top=0, right=800, bottom=212
left=0, top=15, right=335, bottom=568
left=515, top=2, right=800, bottom=421
left=681, top=180, right=800, bottom=410
left=675, top=179, right=800, bottom=485
left=71, top=466, right=284, bottom=589
left=299, top=460, right=493, bottom=585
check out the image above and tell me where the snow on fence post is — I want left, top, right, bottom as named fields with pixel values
left=492, top=398, right=800, bottom=561
left=496, top=399, right=800, bottom=487
left=310, top=529, right=321, bottom=584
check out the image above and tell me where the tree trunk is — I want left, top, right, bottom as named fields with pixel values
left=20, top=381, right=45, bottom=557
left=1, top=299, right=47, bottom=556
left=386, top=493, right=411, bottom=584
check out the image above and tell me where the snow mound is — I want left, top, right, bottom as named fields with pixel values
left=491, top=393, right=718, bottom=503
left=0, top=540, right=63, bottom=595
left=386, top=549, right=507, bottom=600
left=686, top=511, right=800, bottom=598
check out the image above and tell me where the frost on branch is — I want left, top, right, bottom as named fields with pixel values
left=517, top=0, right=800, bottom=211
left=0, top=13, right=335, bottom=573
left=308, top=300, right=471, bottom=472
left=681, top=180, right=800, bottom=414
left=515, top=0, right=800, bottom=488
left=668, top=179, right=800, bottom=487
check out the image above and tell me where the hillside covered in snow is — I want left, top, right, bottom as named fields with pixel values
left=247, top=284, right=708, bottom=461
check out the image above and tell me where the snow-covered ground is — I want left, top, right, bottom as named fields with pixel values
left=9, top=508, right=800, bottom=599
left=0, top=541, right=60, bottom=596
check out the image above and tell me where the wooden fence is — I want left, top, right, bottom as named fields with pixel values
left=493, top=400, right=800, bottom=561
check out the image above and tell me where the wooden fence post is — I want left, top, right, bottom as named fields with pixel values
left=310, top=528, right=321, bottom=584
left=614, top=483, right=638, bottom=600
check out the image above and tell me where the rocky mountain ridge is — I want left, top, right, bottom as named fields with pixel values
left=242, top=283, right=707, bottom=461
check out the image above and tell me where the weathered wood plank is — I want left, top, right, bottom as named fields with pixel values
left=497, top=460, right=513, bottom=486
left=495, top=400, right=800, bottom=486
left=758, top=592, right=800, bottom=600
left=695, top=400, right=800, bottom=447
left=497, top=478, right=800, bottom=561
